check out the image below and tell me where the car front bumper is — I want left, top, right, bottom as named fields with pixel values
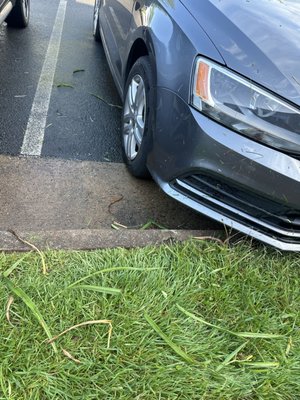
left=148, top=87, right=300, bottom=251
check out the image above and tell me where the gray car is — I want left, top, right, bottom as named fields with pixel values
left=93, top=0, right=300, bottom=251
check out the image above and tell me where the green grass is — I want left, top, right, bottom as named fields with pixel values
left=0, top=240, right=300, bottom=399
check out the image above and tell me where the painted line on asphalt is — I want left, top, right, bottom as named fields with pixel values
left=20, top=0, right=68, bottom=156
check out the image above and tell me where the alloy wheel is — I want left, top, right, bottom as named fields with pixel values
left=123, top=74, right=146, bottom=161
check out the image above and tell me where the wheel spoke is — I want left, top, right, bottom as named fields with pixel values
left=134, top=117, right=144, bottom=145
left=123, top=122, right=132, bottom=135
left=132, top=127, right=141, bottom=146
left=129, top=81, right=138, bottom=113
left=123, top=111, right=134, bottom=124
left=135, top=82, right=145, bottom=110
left=127, top=131, right=136, bottom=159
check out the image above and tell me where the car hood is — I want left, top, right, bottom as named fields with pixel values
left=181, top=0, right=300, bottom=107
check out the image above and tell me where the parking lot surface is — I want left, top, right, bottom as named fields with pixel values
left=0, top=0, right=221, bottom=240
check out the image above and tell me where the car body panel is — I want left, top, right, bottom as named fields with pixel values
left=131, top=0, right=224, bottom=98
left=96, top=0, right=300, bottom=250
left=100, top=0, right=224, bottom=99
left=181, top=0, right=300, bottom=107
left=148, top=89, right=300, bottom=250
left=100, top=0, right=134, bottom=92
left=149, top=87, right=300, bottom=208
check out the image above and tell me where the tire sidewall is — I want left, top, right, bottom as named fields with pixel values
left=6, top=0, right=30, bottom=28
left=93, top=0, right=101, bottom=41
left=122, top=56, right=155, bottom=178
left=21, top=0, right=30, bottom=25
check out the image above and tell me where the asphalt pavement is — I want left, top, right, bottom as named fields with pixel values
left=0, top=0, right=222, bottom=249
left=0, top=0, right=122, bottom=161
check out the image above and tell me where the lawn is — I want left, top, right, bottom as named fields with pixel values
left=0, top=240, right=300, bottom=399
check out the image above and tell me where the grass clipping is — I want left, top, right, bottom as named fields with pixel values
left=48, top=320, right=113, bottom=350
left=177, top=304, right=284, bottom=339
left=145, top=313, right=196, bottom=364
left=2, top=277, right=57, bottom=353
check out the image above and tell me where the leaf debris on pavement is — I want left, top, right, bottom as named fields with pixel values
left=56, top=83, right=74, bottom=88
left=73, top=69, right=85, bottom=74
left=90, top=93, right=122, bottom=109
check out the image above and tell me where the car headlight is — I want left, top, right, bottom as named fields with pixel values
left=191, top=57, right=300, bottom=155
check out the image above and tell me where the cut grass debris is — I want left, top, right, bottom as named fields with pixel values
left=177, top=304, right=284, bottom=339
left=237, top=361, right=280, bottom=369
left=2, top=254, right=28, bottom=277
left=66, top=266, right=158, bottom=288
left=62, top=348, right=81, bottom=364
left=5, top=295, right=14, bottom=326
left=90, top=93, right=122, bottom=109
left=0, top=240, right=300, bottom=399
left=56, top=83, right=74, bottom=88
left=216, top=341, right=248, bottom=371
left=144, top=313, right=196, bottom=364
left=111, top=219, right=168, bottom=230
left=8, top=230, right=47, bottom=274
left=70, top=284, right=121, bottom=295
left=73, top=69, right=85, bottom=74
left=2, top=277, right=57, bottom=353
left=48, top=319, right=113, bottom=350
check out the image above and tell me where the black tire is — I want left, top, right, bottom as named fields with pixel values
left=122, top=56, right=155, bottom=179
left=93, top=0, right=101, bottom=42
left=6, top=0, right=30, bottom=28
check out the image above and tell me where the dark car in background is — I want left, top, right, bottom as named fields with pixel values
left=0, top=0, right=29, bottom=28
left=93, top=0, right=300, bottom=251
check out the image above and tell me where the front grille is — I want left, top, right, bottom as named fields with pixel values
left=172, top=174, right=300, bottom=243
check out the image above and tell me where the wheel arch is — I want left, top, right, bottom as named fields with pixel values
left=124, top=32, right=157, bottom=92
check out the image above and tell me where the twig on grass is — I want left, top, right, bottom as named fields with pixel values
left=111, top=219, right=167, bottom=230
left=48, top=320, right=113, bottom=349
left=62, top=349, right=81, bottom=364
left=8, top=230, right=47, bottom=275
left=193, top=235, right=225, bottom=246
left=6, top=296, right=14, bottom=326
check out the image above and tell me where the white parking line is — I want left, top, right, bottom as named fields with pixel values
left=21, top=0, right=68, bottom=156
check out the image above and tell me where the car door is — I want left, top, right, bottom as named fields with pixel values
left=100, top=0, right=134, bottom=91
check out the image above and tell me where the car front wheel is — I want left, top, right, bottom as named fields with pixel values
left=122, top=56, right=155, bottom=178
left=6, top=0, right=30, bottom=28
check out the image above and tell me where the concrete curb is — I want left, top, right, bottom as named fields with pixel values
left=0, top=229, right=225, bottom=251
